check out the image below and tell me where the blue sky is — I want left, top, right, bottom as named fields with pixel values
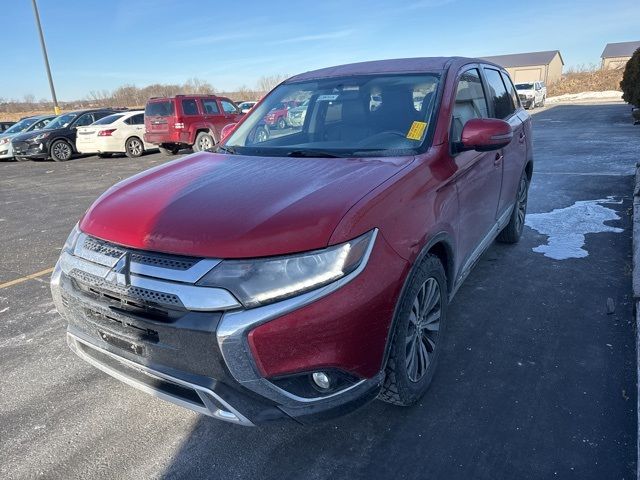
left=2, top=0, right=639, bottom=100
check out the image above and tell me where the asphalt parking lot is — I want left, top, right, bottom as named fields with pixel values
left=0, top=102, right=638, bottom=480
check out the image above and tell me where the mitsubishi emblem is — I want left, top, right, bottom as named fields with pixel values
left=104, top=252, right=131, bottom=287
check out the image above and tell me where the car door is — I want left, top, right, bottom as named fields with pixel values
left=482, top=67, right=526, bottom=217
left=220, top=99, right=243, bottom=123
left=449, top=67, right=503, bottom=268
left=127, top=113, right=146, bottom=144
left=201, top=98, right=225, bottom=140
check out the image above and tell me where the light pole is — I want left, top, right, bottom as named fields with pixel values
left=30, top=0, right=60, bottom=114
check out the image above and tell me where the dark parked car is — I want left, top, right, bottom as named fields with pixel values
left=11, top=109, right=117, bottom=161
left=144, top=94, right=244, bottom=154
left=0, top=121, right=15, bottom=133
left=52, top=57, right=532, bottom=426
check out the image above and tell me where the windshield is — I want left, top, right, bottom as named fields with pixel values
left=45, top=113, right=78, bottom=129
left=145, top=101, right=174, bottom=117
left=515, top=83, right=534, bottom=90
left=224, top=73, right=440, bottom=157
left=4, top=118, right=38, bottom=134
left=92, top=114, right=124, bottom=125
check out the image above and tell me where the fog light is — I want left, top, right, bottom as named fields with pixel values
left=312, top=372, right=331, bottom=389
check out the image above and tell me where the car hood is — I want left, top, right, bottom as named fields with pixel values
left=80, top=152, right=414, bottom=258
left=11, top=127, right=66, bottom=141
left=517, top=89, right=535, bottom=94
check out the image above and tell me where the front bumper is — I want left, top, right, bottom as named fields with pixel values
left=51, top=231, right=405, bottom=425
left=12, top=139, right=49, bottom=159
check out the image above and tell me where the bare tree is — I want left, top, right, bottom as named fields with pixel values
left=256, top=74, right=288, bottom=94
left=23, top=94, right=36, bottom=105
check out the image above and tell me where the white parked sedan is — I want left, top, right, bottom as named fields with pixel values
left=76, top=110, right=156, bottom=158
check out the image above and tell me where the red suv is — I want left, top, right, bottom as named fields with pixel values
left=144, top=94, right=243, bottom=154
left=52, top=57, right=532, bottom=426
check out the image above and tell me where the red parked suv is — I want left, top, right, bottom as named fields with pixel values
left=144, top=94, right=243, bottom=154
left=52, top=57, right=532, bottom=426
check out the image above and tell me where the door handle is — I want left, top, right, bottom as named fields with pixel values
left=518, top=131, right=526, bottom=143
left=494, top=152, right=503, bottom=166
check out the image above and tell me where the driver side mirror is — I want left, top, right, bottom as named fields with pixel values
left=458, top=118, right=513, bottom=152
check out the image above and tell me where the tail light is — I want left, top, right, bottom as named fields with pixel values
left=98, top=129, right=116, bottom=136
left=174, top=122, right=185, bottom=129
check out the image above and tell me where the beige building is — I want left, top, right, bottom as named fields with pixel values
left=600, top=41, right=640, bottom=69
left=481, top=50, right=564, bottom=85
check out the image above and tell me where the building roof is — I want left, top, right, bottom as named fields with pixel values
left=481, top=50, right=563, bottom=68
left=601, top=41, right=640, bottom=58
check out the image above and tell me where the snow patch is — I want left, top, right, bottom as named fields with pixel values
left=546, top=91, right=623, bottom=104
left=525, top=197, right=623, bottom=260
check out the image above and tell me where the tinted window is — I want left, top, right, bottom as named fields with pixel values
left=202, top=99, right=219, bottom=114
left=75, top=114, right=95, bottom=127
left=451, top=68, right=488, bottom=143
left=145, top=101, right=174, bottom=117
left=484, top=68, right=515, bottom=119
left=93, top=114, right=124, bottom=125
left=181, top=99, right=199, bottom=115
left=500, top=71, right=520, bottom=110
left=131, top=113, right=144, bottom=125
left=221, top=100, right=238, bottom=113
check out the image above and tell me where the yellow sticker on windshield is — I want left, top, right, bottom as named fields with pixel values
left=406, top=121, right=427, bottom=140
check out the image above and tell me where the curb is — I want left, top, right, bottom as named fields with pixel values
left=633, top=162, right=640, bottom=480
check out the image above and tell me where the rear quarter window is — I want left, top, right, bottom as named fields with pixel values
left=145, top=101, right=175, bottom=117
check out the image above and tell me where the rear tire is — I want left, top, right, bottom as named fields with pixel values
left=193, top=132, right=215, bottom=152
left=497, top=170, right=529, bottom=243
left=159, top=144, right=180, bottom=155
left=125, top=137, right=144, bottom=158
left=277, top=117, right=286, bottom=130
left=379, top=255, right=447, bottom=406
left=50, top=140, right=73, bottom=162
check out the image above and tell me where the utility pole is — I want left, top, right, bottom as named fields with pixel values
left=31, top=0, right=60, bottom=114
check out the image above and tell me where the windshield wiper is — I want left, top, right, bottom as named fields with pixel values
left=286, top=149, right=342, bottom=158
left=215, top=145, right=237, bottom=154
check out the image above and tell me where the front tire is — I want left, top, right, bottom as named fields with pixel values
left=125, top=137, right=144, bottom=158
left=497, top=170, right=529, bottom=243
left=277, top=117, right=286, bottom=130
left=50, top=140, right=73, bottom=162
left=379, top=255, right=447, bottom=406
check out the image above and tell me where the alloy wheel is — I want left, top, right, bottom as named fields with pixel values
left=128, top=139, right=143, bottom=156
left=53, top=142, right=71, bottom=161
left=515, top=175, right=528, bottom=231
left=199, top=136, right=213, bottom=151
left=405, top=277, right=441, bottom=382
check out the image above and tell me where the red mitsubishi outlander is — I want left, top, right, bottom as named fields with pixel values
left=51, top=57, right=532, bottom=426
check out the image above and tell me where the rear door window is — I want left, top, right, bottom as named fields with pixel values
left=451, top=68, right=489, bottom=143
left=202, top=99, right=220, bottom=114
left=500, top=71, right=521, bottom=110
left=181, top=99, right=199, bottom=116
left=145, top=101, right=175, bottom=117
left=484, top=68, right=515, bottom=119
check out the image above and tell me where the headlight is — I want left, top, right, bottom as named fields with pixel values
left=62, top=223, right=81, bottom=254
left=197, top=230, right=376, bottom=307
left=0, top=138, right=9, bottom=145
left=34, top=132, right=51, bottom=141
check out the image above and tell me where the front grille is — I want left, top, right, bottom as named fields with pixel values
left=69, top=268, right=183, bottom=309
left=518, top=94, right=527, bottom=100
left=83, top=236, right=125, bottom=259
left=83, top=236, right=198, bottom=270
